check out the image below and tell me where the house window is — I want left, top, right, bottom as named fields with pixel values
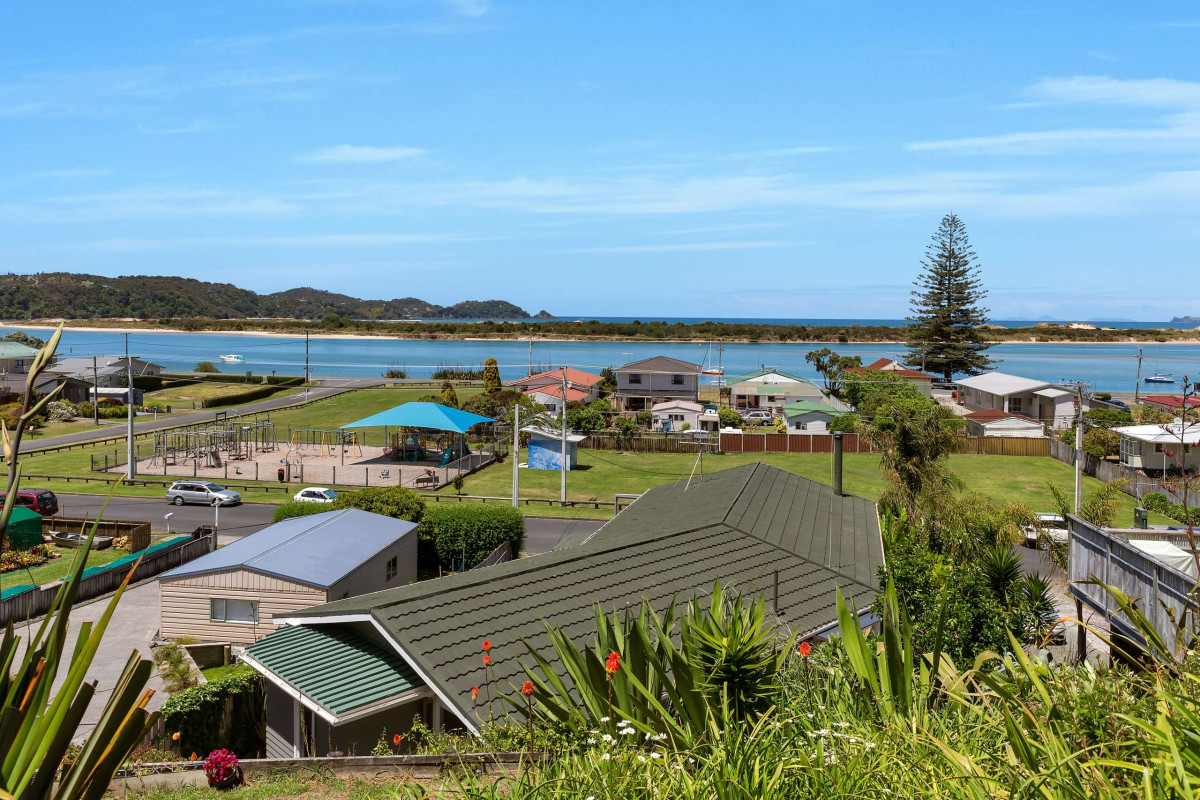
left=210, top=598, right=258, bottom=624
left=671, top=374, right=684, bottom=386
left=628, top=373, right=642, bottom=385
left=386, top=556, right=398, bottom=581
left=13, top=360, right=24, bottom=372
left=1009, top=397, right=1023, bottom=414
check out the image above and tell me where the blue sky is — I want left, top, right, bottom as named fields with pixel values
left=3, top=3, right=1199, bottom=320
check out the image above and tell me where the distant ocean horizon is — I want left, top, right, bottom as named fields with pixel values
left=399, top=316, right=1195, bottom=330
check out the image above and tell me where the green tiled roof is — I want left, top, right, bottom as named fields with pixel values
left=245, top=624, right=421, bottom=717
left=782, top=401, right=843, bottom=417
left=283, top=463, right=882, bottom=729
left=0, top=342, right=38, bottom=358
left=725, top=368, right=810, bottom=385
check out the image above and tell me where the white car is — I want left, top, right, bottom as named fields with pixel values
left=294, top=487, right=338, bottom=503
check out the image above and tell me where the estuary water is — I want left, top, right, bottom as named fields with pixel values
left=8, top=325, right=1200, bottom=393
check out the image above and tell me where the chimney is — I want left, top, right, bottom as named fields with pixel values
left=832, top=431, right=844, bottom=497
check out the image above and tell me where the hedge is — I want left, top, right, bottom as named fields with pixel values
left=201, top=384, right=283, bottom=408
left=419, top=504, right=525, bottom=572
left=265, top=375, right=304, bottom=386
left=330, top=486, right=426, bottom=522
left=160, top=667, right=263, bottom=758
left=270, top=500, right=330, bottom=523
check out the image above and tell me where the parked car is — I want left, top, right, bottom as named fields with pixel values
left=0, top=488, right=59, bottom=516
left=294, top=487, right=338, bottom=503
left=743, top=410, right=775, bottom=425
left=1107, top=399, right=1130, bottom=411
left=166, top=482, right=241, bottom=506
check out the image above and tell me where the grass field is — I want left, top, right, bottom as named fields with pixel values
left=1, top=544, right=126, bottom=590
left=145, top=382, right=299, bottom=410
left=264, top=386, right=484, bottom=444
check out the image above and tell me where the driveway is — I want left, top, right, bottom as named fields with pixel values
left=9, top=579, right=164, bottom=741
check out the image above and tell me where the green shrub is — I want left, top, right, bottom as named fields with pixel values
left=635, top=410, right=652, bottom=427
left=718, top=407, right=742, bottom=428
left=201, top=384, right=279, bottom=408
left=161, top=667, right=263, bottom=758
left=270, top=501, right=330, bottom=523
left=1142, top=492, right=1171, bottom=513
left=419, top=504, right=524, bottom=571
left=265, top=375, right=304, bottom=386
left=331, top=486, right=426, bottom=522
left=193, top=361, right=220, bottom=373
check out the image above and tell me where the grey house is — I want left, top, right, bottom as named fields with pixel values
left=613, top=355, right=704, bottom=412
left=243, top=463, right=883, bottom=756
left=158, top=509, right=417, bottom=645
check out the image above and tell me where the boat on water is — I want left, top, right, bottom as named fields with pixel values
left=219, top=354, right=246, bottom=364
left=1144, top=374, right=1175, bottom=384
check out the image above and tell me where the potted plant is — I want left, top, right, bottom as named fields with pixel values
left=203, top=749, right=242, bottom=790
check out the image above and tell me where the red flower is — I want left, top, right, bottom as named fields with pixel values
left=392, top=733, right=401, bottom=746
left=605, top=651, right=621, bottom=677
left=483, top=654, right=491, bottom=667
left=799, top=641, right=812, bottom=658
left=471, top=686, right=480, bottom=699
left=482, top=640, right=492, bottom=652
left=521, top=680, right=535, bottom=698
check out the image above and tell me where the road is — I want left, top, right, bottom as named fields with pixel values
left=17, top=376, right=384, bottom=453
left=52, top=493, right=607, bottom=551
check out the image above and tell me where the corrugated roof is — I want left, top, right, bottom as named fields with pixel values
left=965, top=409, right=1041, bottom=425
left=955, top=372, right=1051, bottom=396
left=524, top=385, right=590, bottom=402
left=847, top=360, right=938, bottom=380
left=511, top=368, right=603, bottom=388
left=725, top=368, right=810, bottom=385
left=782, top=401, right=842, bottom=417
left=281, top=463, right=882, bottom=728
left=0, top=342, right=39, bottom=358
left=244, top=624, right=421, bottom=718
left=652, top=400, right=703, bottom=412
left=158, top=509, right=416, bottom=588
left=616, top=356, right=703, bottom=373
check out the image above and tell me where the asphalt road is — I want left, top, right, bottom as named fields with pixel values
left=51, top=493, right=608, bottom=552
left=18, top=376, right=384, bottom=453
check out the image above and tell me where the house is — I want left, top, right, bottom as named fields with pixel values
left=157, top=509, right=418, bottom=644
left=242, top=463, right=883, bottom=756
left=612, top=356, right=703, bottom=412
left=844, top=359, right=936, bottom=397
left=523, top=427, right=585, bottom=470
left=1139, top=395, right=1200, bottom=418
left=726, top=368, right=824, bottom=411
left=955, top=371, right=1086, bottom=430
left=964, top=409, right=1046, bottom=438
left=46, top=355, right=163, bottom=388
left=651, top=400, right=703, bottom=432
left=522, top=385, right=591, bottom=416
left=1114, top=422, right=1200, bottom=474
left=0, top=341, right=41, bottom=377
left=782, top=400, right=844, bottom=432
left=510, top=368, right=604, bottom=403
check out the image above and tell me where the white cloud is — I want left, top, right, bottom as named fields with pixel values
left=298, top=145, right=427, bottom=164
left=443, top=0, right=490, bottom=18
left=0, top=187, right=296, bottom=223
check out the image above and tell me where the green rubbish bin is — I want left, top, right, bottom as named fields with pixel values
left=6, top=506, right=44, bottom=550
left=1134, top=507, right=1149, bottom=529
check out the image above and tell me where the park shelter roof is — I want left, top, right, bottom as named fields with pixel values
left=243, top=624, right=425, bottom=723
left=339, top=401, right=494, bottom=433
left=158, top=510, right=416, bottom=589
left=272, top=463, right=883, bottom=733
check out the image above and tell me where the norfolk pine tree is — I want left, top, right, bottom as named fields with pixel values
left=905, top=213, right=994, bottom=381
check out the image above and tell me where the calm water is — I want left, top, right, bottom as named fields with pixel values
left=10, top=325, right=1200, bottom=393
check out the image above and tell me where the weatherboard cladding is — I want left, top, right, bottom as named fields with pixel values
left=284, top=463, right=881, bottom=726
left=245, top=624, right=420, bottom=716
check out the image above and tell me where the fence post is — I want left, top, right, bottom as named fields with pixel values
left=365, top=468, right=369, bottom=487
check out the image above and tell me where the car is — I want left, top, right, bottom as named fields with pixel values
left=294, top=487, right=338, bottom=503
left=1107, top=399, right=1130, bottom=411
left=0, top=488, right=59, bottom=516
left=166, top=481, right=242, bottom=506
left=743, top=410, right=775, bottom=425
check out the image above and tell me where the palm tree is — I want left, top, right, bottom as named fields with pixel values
left=863, top=399, right=964, bottom=518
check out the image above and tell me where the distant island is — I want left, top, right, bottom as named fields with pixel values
left=0, top=272, right=539, bottom=320
left=1172, top=316, right=1200, bottom=324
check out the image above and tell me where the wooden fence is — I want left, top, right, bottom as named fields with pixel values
left=1049, top=439, right=1196, bottom=507
left=719, top=432, right=875, bottom=454
left=578, top=432, right=718, bottom=453
left=0, top=529, right=215, bottom=625
left=43, top=516, right=152, bottom=552
left=1068, top=515, right=1196, bottom=658
left=583, top=431, right=1052, bottom=456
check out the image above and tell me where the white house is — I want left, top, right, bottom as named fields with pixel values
left=782, top=400, right=843, bottom=432
left=1114, top=422, right=1200, bottom=473
left=727, top=368, right=824, bottom=412
left=964, top=409, right=1046, bottom=438
left=651, top=400, right=703, bottom=432
left=613, top=356, right=702, bottom=412
left=955, top=372, right=1086, bottom=431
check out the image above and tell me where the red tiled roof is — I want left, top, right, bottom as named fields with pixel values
left=511, top=367, right=603, bottom=389
left=845, top=359, right=937, bottom=381
left=964, top=409, right=1041, bottom=425
left=523, top=385, right=591, bottom=402
left=1141, top=394, right=1200, bottom=409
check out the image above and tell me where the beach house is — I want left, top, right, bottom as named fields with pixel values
left=726, top=368, right=824, bottom=412
left=955, top=371, right=1086, bottom=430
left=612, top=356, right=702, bottom=412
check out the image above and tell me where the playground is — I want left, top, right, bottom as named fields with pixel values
left=108, top=402, right=506, bottom=490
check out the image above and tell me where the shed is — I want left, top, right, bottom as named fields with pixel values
left=651, top=400, right=703, bottom=432
left=157, top=509, right=418, bottom=644
left=523, top=427, right=585, bottom=471
left=782, top=400, right=843, bottom=432
left=964, top=409, right=1046, bottom=438
left=6, top=507, right=43, bottom=550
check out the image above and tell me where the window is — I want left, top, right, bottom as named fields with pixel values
left=210, top=598, right=258, bottom=624
left=1008, top=397, right=1023, bottom=414
left=671, top=374, right=684, bottom=385
left=386, top=556, right=398, bottom=581
left=627, top=373, right=642, bottom=385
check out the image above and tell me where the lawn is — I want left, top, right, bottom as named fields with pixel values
left=145, top=382, right=298, bottom=411
left=264, top=386, right=484, bottom=446
left=1, top=544, right=126, bottom=590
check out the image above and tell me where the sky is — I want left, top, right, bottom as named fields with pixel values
left=2, top=2, right=1199, bottom=320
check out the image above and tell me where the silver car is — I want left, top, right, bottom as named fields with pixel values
left=166, top=481, right=242, bottom=506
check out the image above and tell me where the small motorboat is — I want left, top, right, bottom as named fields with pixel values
left=1144, top=374, right=1175, bottom=384
left=49, top=532, right=113, bottom=550
left=219, top=354, right=246, bottom=364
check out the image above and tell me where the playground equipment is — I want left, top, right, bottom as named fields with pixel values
left=290, top=428, right=363, bottom=464
left=150, top=420, right=279, bottom=468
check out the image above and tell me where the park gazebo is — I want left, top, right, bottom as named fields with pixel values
left=340, top=402, right=496, bottom=467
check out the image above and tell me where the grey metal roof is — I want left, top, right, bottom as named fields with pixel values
left=616, top=355, right=703, bottom=373
left=158, top=509, right=416, bottom=589
left=281, top=463, right=882, bottom=728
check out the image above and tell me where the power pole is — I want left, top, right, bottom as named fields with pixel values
left=1074, top=385, right=1084, bottom=514
left=1134, top=347, right=1143, bottom=403
left=125, top=334, right=136, bottom=479
left=512, top=400, right=520, bottom=508
left=560, top=366, right=568, bottom=504
left=304, top=330, right=310, bottom=401
left=91, top=355, right=99, bottom=426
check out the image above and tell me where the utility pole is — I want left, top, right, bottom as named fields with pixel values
left=528, top=341, right=532, bottom=376
left=91, top=355, right=99, bottom=426
left=304, top=330, right=310, bottom=401
left=512, top=400, right=520, bottom=508
left=125, top=334, right=136, bottom=479
left=560, top=366, right=568, bottom=504
left=1074, top=385, right=1084, bottom=514
left=1134, top=347, right=1143, bottom=403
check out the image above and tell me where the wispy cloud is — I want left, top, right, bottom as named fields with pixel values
left=80, top=232, right=475, bottom=252
left=0, top=187, right=296, bottom=223
left=569, top=240, right=800, bottom=254
left=298, top=145, right=427, bottom=164
left=442, top=0, right=490, bottom=18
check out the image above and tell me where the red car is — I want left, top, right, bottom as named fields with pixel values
left=1, top=488, right=59, bottom=516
